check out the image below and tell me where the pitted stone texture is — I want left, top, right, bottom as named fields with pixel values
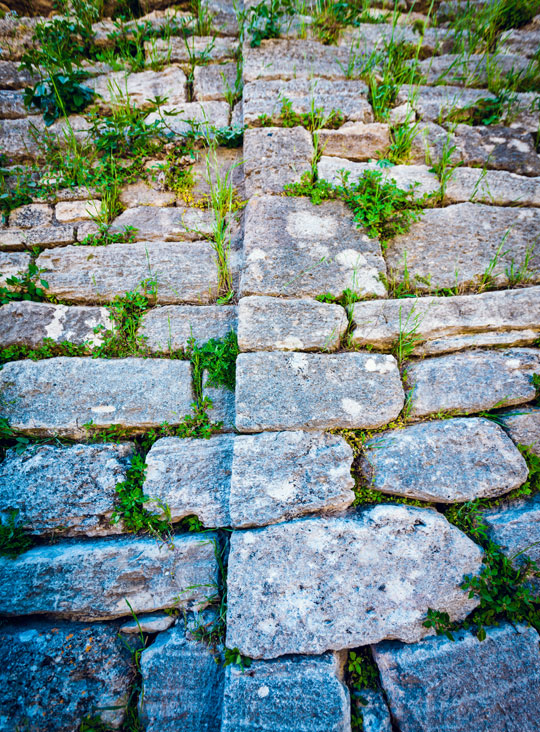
left=350, top=288, right=540, bottom=355
left=193, top=61, right=237, bottom=101
left=386, top=204, right=540, bottom=291
left=240, top=196, right=387, bottom=299
left=318, top=157, right=440, bottom=198
left=110, top=205, right=214, bottom=240
left=144, top=436, right=232, bottom=527
left=453, top=124, right=540, bottom=177
left=406, top=349, right=540, bottom=419
left=396, top=84, right=496, bottom=123
left=36, top=242, right=219, bottom=304
left=0, top=620, right=133, bottom=731
left=0, top=251, right=30, bottom=287
left=89, top=66, right=188, bottom=110
left=353, top=689, right=392, bottom=732
left=139, top=620, right=224, bottom=732
left=243, top=39, right=349, bottom=81
left=238, top=296, right=347, bottom=351
left=318, top=123, right=390, bottom=162
left=482, top=494, right=540, bottom=593
left=444, top=168, right=540, bottom=206
left=243, top=78, right=372, bottom=127
left=361, top=418, right=528, bottom=503
left=236, top=352, right=404, bottom=432
left=0, top=533, right=217, bottom=620
left=0, top=301, right=112, bottom=348
left=9, top=203, right=53, bottom=228
left=499, top=406, right=540, bottom=455
left=147, top=35, right=236, bottom=63
left=0, top=357, right=193, bottom=437
left=140, top=304, right=237, bottom=352
left=373, top=623, right=540, bottom=732
left=226, top=507, right=482, bottom=658
left=0, top=443, right=133, bottom=536
left=145, top=100, right=230, bottom=135
left=244, top=127, right=314, bottom=197
left=221, top=653, right=351, bottom=732
left=230, top=431, right=355, bottom=528
left=0, top=224, right=75, bottom=250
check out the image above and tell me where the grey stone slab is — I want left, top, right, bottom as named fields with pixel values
left=55, top=200, right=101, bottom=223
left=373, top=623, right=540, bottom=732
left=0, top=357, right=193, bottom=437
left=9, top=203, right=53, bottom=228
left=110, top=205, right=215, bottom=241
left=36, top=241, right=219, bottom=305
left=140, top=304, right=237, bottom=352
left=244, top=127, right=314, bottom=197
left=396, top=84, right=496, bottom=123
left=385, top=203, right=540, bottom=291
left=0, top=115, right=91, bottom=161
left=444, top=168, right=540, bottom=206
left=120, top=611, right=175, bottom=634
left=415, top=53, right=529, bottom=87
left=318, top=123, right=390, bottom=162
left=221, top=653, right=351, bottom=732
left=0, top=60, right=38, bottom=89
left=240, top=196, right=387, bottom=299
left=236, top=352, right=404, bottom=431
left=243, top=39, right=350, bottom=82
left=409, top=121, right=460, bottom=167
left=353, top=688, right=392, bottom=732
left=193, top=61, right=237, bottom=101
left=139, top=620, right=224, bottom=732
left=204, top=374, right=236, bottom=431
left=482, top=493, right=540, bottom=593
left=0, top=533, right=217, bottom=620
left=362, top=417, right=528, bottom=503
left=147, top=36, right=236, bottom=64
left=0, top=251, right=30, bottom=287
left=0, top=301, right=112, bottom=348
left=499, top=405, right=540, bottom=455
left=242, top=78, right=372, bottom=127
left=0, top=443, right=133, bottom=537
left=350, top=287, right=540, bottom=354
left=406, top=348, right=540, bottom=419
left=226, top=507, right=483, bottom=658
left=230, top=430, right=354, bottom=528
left=0, top=620, right=133, bottom=731
left=119, top=180, right=176, bottom=208
left=145, top=101, right=230, bottom=135
left=238, top=296, right=347, bottom=351
left=0, top=224, right=75, bottom=250
left=143, top=435, right=232, bottom=527
left=500, top=28, right=540, bottom=57
left=453, top=124, right=540, bottom=177
left=89, top=65, right=188, bottom=111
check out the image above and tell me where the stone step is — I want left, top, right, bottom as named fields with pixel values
left=226, top=507, right=483, bottom=658
left=0, top=533, right=217, bottom=620
left=140, top=304, right=237, bottom=353
left=243, top=128, right=314, bottom=197
left=235, top=352, right=404, bottom=431
left=0, top=357, right=193, bottom=437
left=361, top=417, right=528, bottom=503
left=109, top=205, right=215, bottom=242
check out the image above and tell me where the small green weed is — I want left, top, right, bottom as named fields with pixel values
left=247, top=0, right=294, bottom=47
left=223, top=647, right=253, bottom=670
left=0, top=339, right=90, bottom=365
left=111, top=454, right=171, bottom=536
left=0, top=511, right=33, bottom=559
left=80, top=225, right=138, bottom=247
left=0, top=261, right=49, bottom=305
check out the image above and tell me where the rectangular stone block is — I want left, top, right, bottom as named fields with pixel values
left=0, top=533, right=217, bottom=620
left=396, top=84, right=496, bottom=123
left=243, top=39, right=349, bottom=82
left=0, top=251, right=30, bottom=287
left=89, top=65, right=188, bottom=110
left=110, top=205, right=215, bottom=241
left=145, top=101, right=230, bottom=135
left=444, top=168, right=540, bottom=207
left=140, top=304, right=237, bottom=352
left=147, top=36, right=236, bottom=64
left=244, top=127, right=314, bottom=197
left=0, top=357, right=193, bottom=437
left=235, top=352, right=404, bottom=431
left=318, top=122, right=390, bottom=162
left=0, top=224, right=76, bottom=250
left=240, top=196, right=387, bottom=299
left=36, top=241, right=219, bottom=304
left=193, top=61, right=237, bottom=101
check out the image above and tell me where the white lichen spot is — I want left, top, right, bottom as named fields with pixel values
left=336, top=249, right=367, bottom=268
left=91, top=405, right=117, bottom=414
left=257, top=686, right=270, bottom=699
left=44, top=305, right=67, bottom=340
left=341, top=398, right=363, bottom=417
left=286, top=211, right=336, bottom=239
left=248, top=248, right=268, bottom=262
left=365, top=358, right=377, bottom=372
left=275, top=336, right=304, bottom=350
left=267, top=480, right=296, bottom=501
left=290, top=353, right=308, bottom=373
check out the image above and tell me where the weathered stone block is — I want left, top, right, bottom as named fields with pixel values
left=0, top=443, right=133, bottom=536
left=193, top=61, right=237, bottom=100
left=204, top=372, right=236, bottom=430
left=226, top=507, right=483, bottom=658
left=373, top=623, right=540, bottom=732
left=416, top=53, right=529, bottom=87
left=243, top=39, right=349, bottom=82
left=110, top=205, right=214, bottom=240
left=55, top=199, right=101, bottom=223
left=120, top=611, right=175, bottom=634
left=362, top=417, right=528, bottom=503
left=244, top=127, right=314, bottom=197
left=238, top=296, right=347, bottom=351
left=0, top=620, right=133, bottom=731
left=89, top=65, right=188, bottom=110
left=144, top=436, right=232, bottom=527
left=230, top=430, right=354, bottom=528
left=444, top=168, right=540, bottom=206
left=406, top=349, right=540, bottom=418
left=119, top=180, right=176, bottom=208
left=353, top=688, right=392, bottom=732
left=350, top=287, right=540, bottom=355
left=236, top=352, right=404, bottom=431
left=0, top=301, right=112, bottom=348
left=318, top=123, right=390, bottom=162
left=9, top=203, right=53, bottom=228
left=396, top=84, right=496, bottom=123
left=0, top=251, right=30, bottom=287
left=499, top=406, right=540, bottom=455
left=0, top=357, right=193, bottom=437
left=140, top=304, right=237, bottom=352
left=386, top=204, right=540, bottom=291
left=0, top=224, right=75, bottom=250
left=145, top=100, right=230, bottom=135
left=147, top=36, right=236, bottom=64
left=139, top=620, right=224, bottom=732
left=240, top=196, right=387, bottom=299
left=221, top=653, right=351, bottom=732
left=36, top=242, right=219, bottom=304
left=454, top=124, right=540, bottom=177
left=0, top=59, right=37, bottom=89
left=0, top=533, right=217, bottom=620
